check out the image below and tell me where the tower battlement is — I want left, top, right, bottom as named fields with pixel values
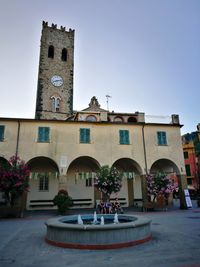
left=42, top=21, right=74, bottom=33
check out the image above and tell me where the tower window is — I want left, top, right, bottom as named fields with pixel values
left=48, top=45, right=54, bottom=59
left=51, top=96, right=61, bottom=112
left=61, top=48, right=67, bottom=61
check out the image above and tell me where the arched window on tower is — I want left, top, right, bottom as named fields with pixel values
left=51, top=96, right=61, bottom=112
left=56, top=98, right=60, bottom=112
left=48, top=45, right=54, bottom=59
left=61, top=48, right=67, bottom=61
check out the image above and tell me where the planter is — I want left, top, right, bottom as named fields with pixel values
left=0, top=205, right=24, bottom=218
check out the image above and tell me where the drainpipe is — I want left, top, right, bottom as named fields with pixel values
left=142, top=125, right=148, bottom=175
left=15, top=120, right=20, bottom=158
left=142, top=124, right=148, bottom=204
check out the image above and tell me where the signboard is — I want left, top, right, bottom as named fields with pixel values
left=184, top=189, right=192, bottom=208
left=60, top=156, right=67, bottom=168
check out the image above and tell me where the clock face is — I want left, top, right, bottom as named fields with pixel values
left=51, top=75, right=63, bottom=87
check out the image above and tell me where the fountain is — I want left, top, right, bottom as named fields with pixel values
left=100, top=216, right=104, bottom=225
left=93, top=211, right=98, bottom=224
left=45, top=213, right=152, bottom=249
left=77, top=215, right=83, bottom=225
left=114, top=213, right=119, bottom=224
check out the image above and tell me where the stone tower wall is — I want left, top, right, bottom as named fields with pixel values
left=35, top=21, right=74, bottom=120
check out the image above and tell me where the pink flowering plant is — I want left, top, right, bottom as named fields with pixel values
left=146, top=172, right=178, bottom=202
left=0, top=156, right=30, bottom=206
left=94, top=165, right=123, bottom=199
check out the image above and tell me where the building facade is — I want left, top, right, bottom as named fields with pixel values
left=0, top=22, right=187, bottom=210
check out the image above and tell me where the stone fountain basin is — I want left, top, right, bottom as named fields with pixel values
left=45, top=214, right=152, bottom=249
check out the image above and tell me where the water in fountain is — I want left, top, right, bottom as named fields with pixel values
left=78, top=215, right=83, bottom=225
left=100, top=216, right=104, bottom=225
left=114, top=213, right=119, bottom=224
left=93, top=211, right=98, bottom=224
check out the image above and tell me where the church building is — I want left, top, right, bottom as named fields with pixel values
left=0, top=21, right=187, bottom=210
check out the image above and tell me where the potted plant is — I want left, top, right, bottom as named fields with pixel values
left=0, top=155, right=30, bottom=217
left=53, top=189, right=73, bottom=214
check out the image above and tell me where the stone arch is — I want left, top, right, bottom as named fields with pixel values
left=128, top=116, right=137, bottom=123
left=112, top=158, right=143, bottom=206
left=149, top=158, right=180, bottom=175
left=26, top=157, right=59, bottom=210
left=149, top=158, right=181, bottom=205
left=0, top=156, right=10, bottom=167
left=114, top=116, right=124, bottom=122
left=66, top=156, right=100, bottom=208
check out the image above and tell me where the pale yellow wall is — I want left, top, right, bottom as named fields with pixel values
left=0, top=119, right=185, bottom=209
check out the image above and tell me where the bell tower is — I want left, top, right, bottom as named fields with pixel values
left=35, top=21, right=74, bottom=120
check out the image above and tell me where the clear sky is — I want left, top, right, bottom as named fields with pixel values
left=0, top=0, right=199, bottom=134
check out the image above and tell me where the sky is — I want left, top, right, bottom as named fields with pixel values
left=0, top=0, right=199, bottom=134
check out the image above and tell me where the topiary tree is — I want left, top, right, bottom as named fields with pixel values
left=94, top=165, right=123, bottom=201
left=53, top=189, right=73, bottom=214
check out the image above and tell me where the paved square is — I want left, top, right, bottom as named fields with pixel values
left=0, top=205, right=200, bottom=267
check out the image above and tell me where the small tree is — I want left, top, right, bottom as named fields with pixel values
left=0, top=156, right=30, bottom=206
left=146, top=172, right=178, bottom=202
left=53, top=189, right=73, bottom=214
left=94, top=165, right=123, bottom=200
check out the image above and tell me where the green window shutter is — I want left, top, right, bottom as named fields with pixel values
left=119, top=130, right=129, bottom=144
left=184, top=151, right=188, bottom=159
left=119, top=130, right=124, bottom=144
left=0, top=125, right=5, bottom=141
left=185, top=164, right=191, bottom=176
left=38, top=127, right=50, bottom=142
left=157, top=131, right=167, bottom=145
left=80, top=128, right=90, bottom=143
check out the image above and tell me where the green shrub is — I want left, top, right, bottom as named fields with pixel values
left=53, top=190, right=73, bottom=214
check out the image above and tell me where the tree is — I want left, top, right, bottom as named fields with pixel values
left=0, top=156, right=30, bottom=206
left=146, top=172, right=178, bottom=202
left=94, top=165, right=123, bottom=200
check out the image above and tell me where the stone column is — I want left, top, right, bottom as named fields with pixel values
left=141, top=174, right=148, bottom=204
left=58, top=167, right=68, bottom=191
left=177, top=174, right=188, bottom=209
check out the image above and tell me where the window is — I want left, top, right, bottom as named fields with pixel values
left=157, top=131, right=167, bottom=145
left=187, top=178, right=192, bottom=185
left=86, top=177, right=92, bottom=187
left=86, top=115, right=97, bottom=122
left=39, top=174, right=49, bottom=191
left=184, top=151, right=189, bottom=159
left=185, top=164, right=191, bottom=176
left=51, top=97, right=61, bottom=112
left=38, top=127, right=50, bottom=142
left=80, top=128, right=90, bottom=143
left=119, top=130, right=129, bottom=144
left=0, top=125, right=5, bottom=142
left=61, top=48, right=67, bottom=61
left=48, top=45, right=54, bottom=58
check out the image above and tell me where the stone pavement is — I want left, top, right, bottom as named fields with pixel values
left=0, top=201, right=200, bottom=267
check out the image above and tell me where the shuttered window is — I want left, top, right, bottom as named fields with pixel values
left=80, top=128, right=90, bottom=144
left=157, top=131, right=167, bottom=145
left=38, top=127, right=50, bottom=142
left=119, top=130, right=129, bottom=144
left=185, top=164, right=191, bottom=176
left=0, top=125, right=5, bottom=142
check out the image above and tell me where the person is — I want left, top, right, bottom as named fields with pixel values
left=104, top=200, right=112, bottom=214
left=112, top=198, right=123, bottom=213
left=97, top=199, right=105, bottom=213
